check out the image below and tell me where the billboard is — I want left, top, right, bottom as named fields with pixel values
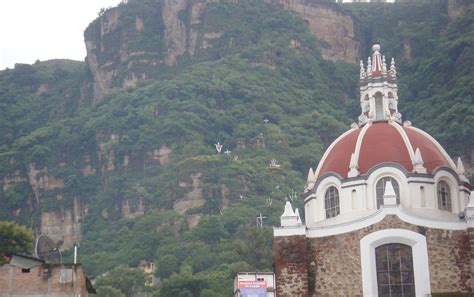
left=239, top=281, right=267, bottom=297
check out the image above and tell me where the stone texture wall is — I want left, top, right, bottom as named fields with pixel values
left=274, top=235, right=309, bottom=297
left=309, top=231, right=363, bottom=296
left=427, top=225, right=471, bottom=293
left=0, top=264, right=89, bottom=296
left=469, top=227, right=474, bottom=290
left=306, top=215, right=472, bottom=296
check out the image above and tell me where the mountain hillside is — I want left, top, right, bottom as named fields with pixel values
left=0, top=0, right=472, bottom=296
left=84, top=0, right=360, bottom=103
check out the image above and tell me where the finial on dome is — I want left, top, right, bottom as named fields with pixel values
left=280, top=201, right=299, bottom=227
left=282, top=201, right=295, bottom=217
left=367, top=57, right=372, bottom=74
left=456, top=157, right=469, bottom=182
left=383, top=180, right=397, bottom=206
left=457, top=157, right=466, bottom=174
left=307, top=167, right=316, bottom=184
left=295, top=208, right=301, bottom=223
left=370, top=44, right=383, bottom=76
left=360, top=60, right=366, bottom=79
left=389, top=58, right=397, bottom=78
left=413, top=148, right=427, bottom=174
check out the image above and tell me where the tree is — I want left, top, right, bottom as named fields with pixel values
left=156, top=254, right=179, bottom=279
left=95, top=286, right=126, bottom=297
left=158, top=273, right=208, bottom=297
left=95, top=267, right=145, bottom=296
left=0, top=221, right=34, bottom=265
left=190, top=215, right=229, bottom=244
left=234, top=225, right=274, bottom=270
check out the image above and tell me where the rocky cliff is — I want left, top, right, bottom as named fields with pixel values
left=84, top=0, right=360, bottom=103
left=1, top=164, right=85, bottom=250
left=263, top=0, right=359, bottom=64
left=447, top=0, right=469, bottom=19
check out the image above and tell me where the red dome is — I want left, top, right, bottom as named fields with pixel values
left=316, top=122, right=453, bottom=179
left=317, top=129, right=360, bottom=178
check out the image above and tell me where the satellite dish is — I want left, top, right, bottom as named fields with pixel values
left=35, top=235, right=62, bottom=263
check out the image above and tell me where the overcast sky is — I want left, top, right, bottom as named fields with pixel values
left=0, top=0, right=123, bottom=70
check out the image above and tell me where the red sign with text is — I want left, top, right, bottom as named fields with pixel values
left=239, top=281, right=267, bottom=289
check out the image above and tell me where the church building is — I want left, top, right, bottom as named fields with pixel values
left=274, top=44, right=474, bottom=296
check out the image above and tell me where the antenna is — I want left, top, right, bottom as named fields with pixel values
left=74, top=244, right=77, bottom=264
left=35, top=235, right=62, bottom=263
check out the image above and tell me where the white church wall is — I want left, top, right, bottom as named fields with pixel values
left=459, top=187, right=470, bottom=212
left=406, top=182, right=428, bottom=209
left=341, top=182, right=367, bottom=212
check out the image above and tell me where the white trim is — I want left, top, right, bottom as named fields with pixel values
left=389, top=121, right=415, bottom=163
left=342, top=179, right=368, bottom=188
left=406, top=176, right=434, bottom=184
left=352, top=121, right=372, bottom=173
left=305, top=205, right=466, bottom=238
left=314, top=128, right=358, bottom=179
left=360, top=229, right=431, bottom=297
left=406, top=126, right=456, bottom=170
left=273, top=226, right=306, bottom=237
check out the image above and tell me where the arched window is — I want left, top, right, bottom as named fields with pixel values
left=376, top=177, right=400, bottom=209
left=437, top=181, right=452, bottom=211
left=375, top=243, right=415, bottom=297
left=375, top=92, right=384, bottom=120
left=325, top=186, right=340, bottom=219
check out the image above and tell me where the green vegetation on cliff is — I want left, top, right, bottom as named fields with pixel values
left=0, top=1, right=473, bottom=296
left=0, top=221, right=34, bottom=264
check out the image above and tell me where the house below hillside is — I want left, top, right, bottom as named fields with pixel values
left=0, top=254, right=95, bottom=296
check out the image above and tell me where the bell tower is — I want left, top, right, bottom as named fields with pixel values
left=358, top=44, right=401, bottom=126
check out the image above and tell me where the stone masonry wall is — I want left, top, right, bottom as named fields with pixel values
left=307, top=215, right=472, bottom=296
left=0, top=264, right=89, bottom=296
left=469, top=227, right=474, bottom=290
left=274, top=235, right=309, bottom=297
